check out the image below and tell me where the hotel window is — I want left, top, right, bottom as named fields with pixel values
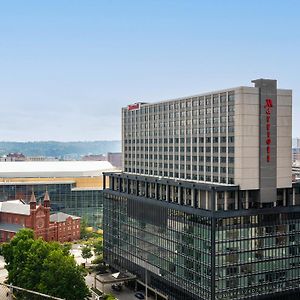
left=205, top=97, right=211, bottom=105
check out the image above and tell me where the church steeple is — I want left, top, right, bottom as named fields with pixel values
left=29, top=190, right=36, bottom=210
left=43, top=190, right=50, bottom=208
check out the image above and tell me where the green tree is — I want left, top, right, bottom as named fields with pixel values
left=93, top=238, right=103, bottom=256
left=1, top=229, right=90, bottom=300
left=81, top=245, right=93, bottom=263
left=80, top=217, right=89, bottom=239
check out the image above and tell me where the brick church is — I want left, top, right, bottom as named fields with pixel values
left=0, top=191, right=81, bottom=243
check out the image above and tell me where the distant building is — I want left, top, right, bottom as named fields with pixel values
left=1, top=153, right=26, bottom=162
left=0, top=191, right=80, bottom=243
left=107, top=152, right=122, bottom=169
left=81, top=153, right=122, bottom=168
left=0, top=161, right=115, bottom=229
left=26, top=156, right=59, bottom=161
left=82, top=154, right=106, bottom=161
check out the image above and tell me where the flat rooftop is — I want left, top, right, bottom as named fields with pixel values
left=0, top=161, right=115, bottom=178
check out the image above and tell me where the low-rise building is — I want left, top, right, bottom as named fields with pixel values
left=0, top=191, right=80, bottom=243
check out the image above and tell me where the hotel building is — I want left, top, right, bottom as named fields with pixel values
left=103, top=79, right=300, bottom=300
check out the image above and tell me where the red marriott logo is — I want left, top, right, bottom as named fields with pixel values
left=127, top=103, right=140, bottom=111
left=264, top=98, right=273, bottom=162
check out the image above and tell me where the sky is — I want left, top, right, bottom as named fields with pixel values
left=0, top=0, right=299, bottom=141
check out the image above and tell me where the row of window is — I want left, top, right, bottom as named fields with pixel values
left=125, top=155, right=234, bottom=163
left=122, top=169, right=234, bottom=183
left=127, top=116, right=235, bottom=129
left=125, top=146, right=235, bottom=153
left=124, top=106, right=235, bottom=123
left=124, top=136, right=235, bottom=144
left=123, top=92, right=235, bottom=117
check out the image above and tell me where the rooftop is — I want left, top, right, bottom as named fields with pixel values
left=0, top=161, right=115, bottom=178
left=0, top=200, right=30, bottom=215
left=0, top=223, right=24, bottom=233
left=50, top=212, right=80, bottom=223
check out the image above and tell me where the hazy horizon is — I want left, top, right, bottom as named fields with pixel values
left=0, top=1, right=299, bottom=141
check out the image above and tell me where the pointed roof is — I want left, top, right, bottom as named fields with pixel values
left=29, top=191, right=36, bottom=203
left=44, top=190, right=50, bottom=202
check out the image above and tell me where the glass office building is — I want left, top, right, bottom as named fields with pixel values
left=0, top=161, right=115, bottom=229
left=103, top=79, right=300, bottom=300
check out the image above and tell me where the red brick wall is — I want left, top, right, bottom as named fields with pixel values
left=0, top=204, right=81, bottom=243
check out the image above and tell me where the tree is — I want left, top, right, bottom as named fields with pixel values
left=1, top=229, right=90, bottom=300
left=80, top=217, right=89, bottom=239
left=81, top=245, right=93, bottom=263
left=93, top=238, right=103, bottom=256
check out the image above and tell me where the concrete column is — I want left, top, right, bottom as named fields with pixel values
left=224, top=191, right=228, bottom=211
left=245, top=190, right=249, bottom=209
left=110, top=177, right=114, bottom=189
left=198, top=190, right=201, bottom=209
left=205, top=190, right=209, bottom=210
left=183, top=188, right=187, bottom=205
left=235, top=191, right=238, bottom=210
left=191, top=189, right=195, bottom=207
left=178, top=186, right=182, bottom=204
left=155, top=182, right=159, bottom=200
left=166, top=184, right=170, bottom=202
left=118, top=178, right=122, bottom=192
left=283, top=189, right=286, bottom=206
left=293, top=188, right=296, bottom=206
left=215, top=192, right=218, bottom=211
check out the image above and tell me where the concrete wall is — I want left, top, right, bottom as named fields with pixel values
left=277, top=89, right=292, bottom=188
left=235, top=86, right=292, bottom=190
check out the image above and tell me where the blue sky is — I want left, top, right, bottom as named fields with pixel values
left=0, top=0, right=299, bottom=141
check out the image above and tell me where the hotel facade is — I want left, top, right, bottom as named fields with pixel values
left=103, top=79, right=300, bottom=300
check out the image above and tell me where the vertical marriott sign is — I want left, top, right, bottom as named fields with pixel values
left=252, top=79, right=277, bottom=203
left=265, top=98, right=273, bottom=162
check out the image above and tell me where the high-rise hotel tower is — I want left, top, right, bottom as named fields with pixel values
left=103, top=79, right=300, bottom=300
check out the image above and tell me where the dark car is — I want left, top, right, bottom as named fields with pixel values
left=134, top=292, right=145, bottom=299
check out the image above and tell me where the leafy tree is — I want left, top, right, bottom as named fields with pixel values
left=92, top=254, right=103, bottom=265
left=2, top=229, right=90, bottom=300
left=80, top=217, right=89, bottom=239
left=81, top=245, right=93, bottom=263
left=93, top=238, right=103, bottom=256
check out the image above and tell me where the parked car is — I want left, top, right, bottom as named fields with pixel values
left=134, top=292, right=145, bottom=299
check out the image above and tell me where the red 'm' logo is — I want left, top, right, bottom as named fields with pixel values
left=265, top=99, right=273, bottom=108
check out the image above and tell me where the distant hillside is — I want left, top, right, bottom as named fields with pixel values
left=0, top=141, right=121, bottom=158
